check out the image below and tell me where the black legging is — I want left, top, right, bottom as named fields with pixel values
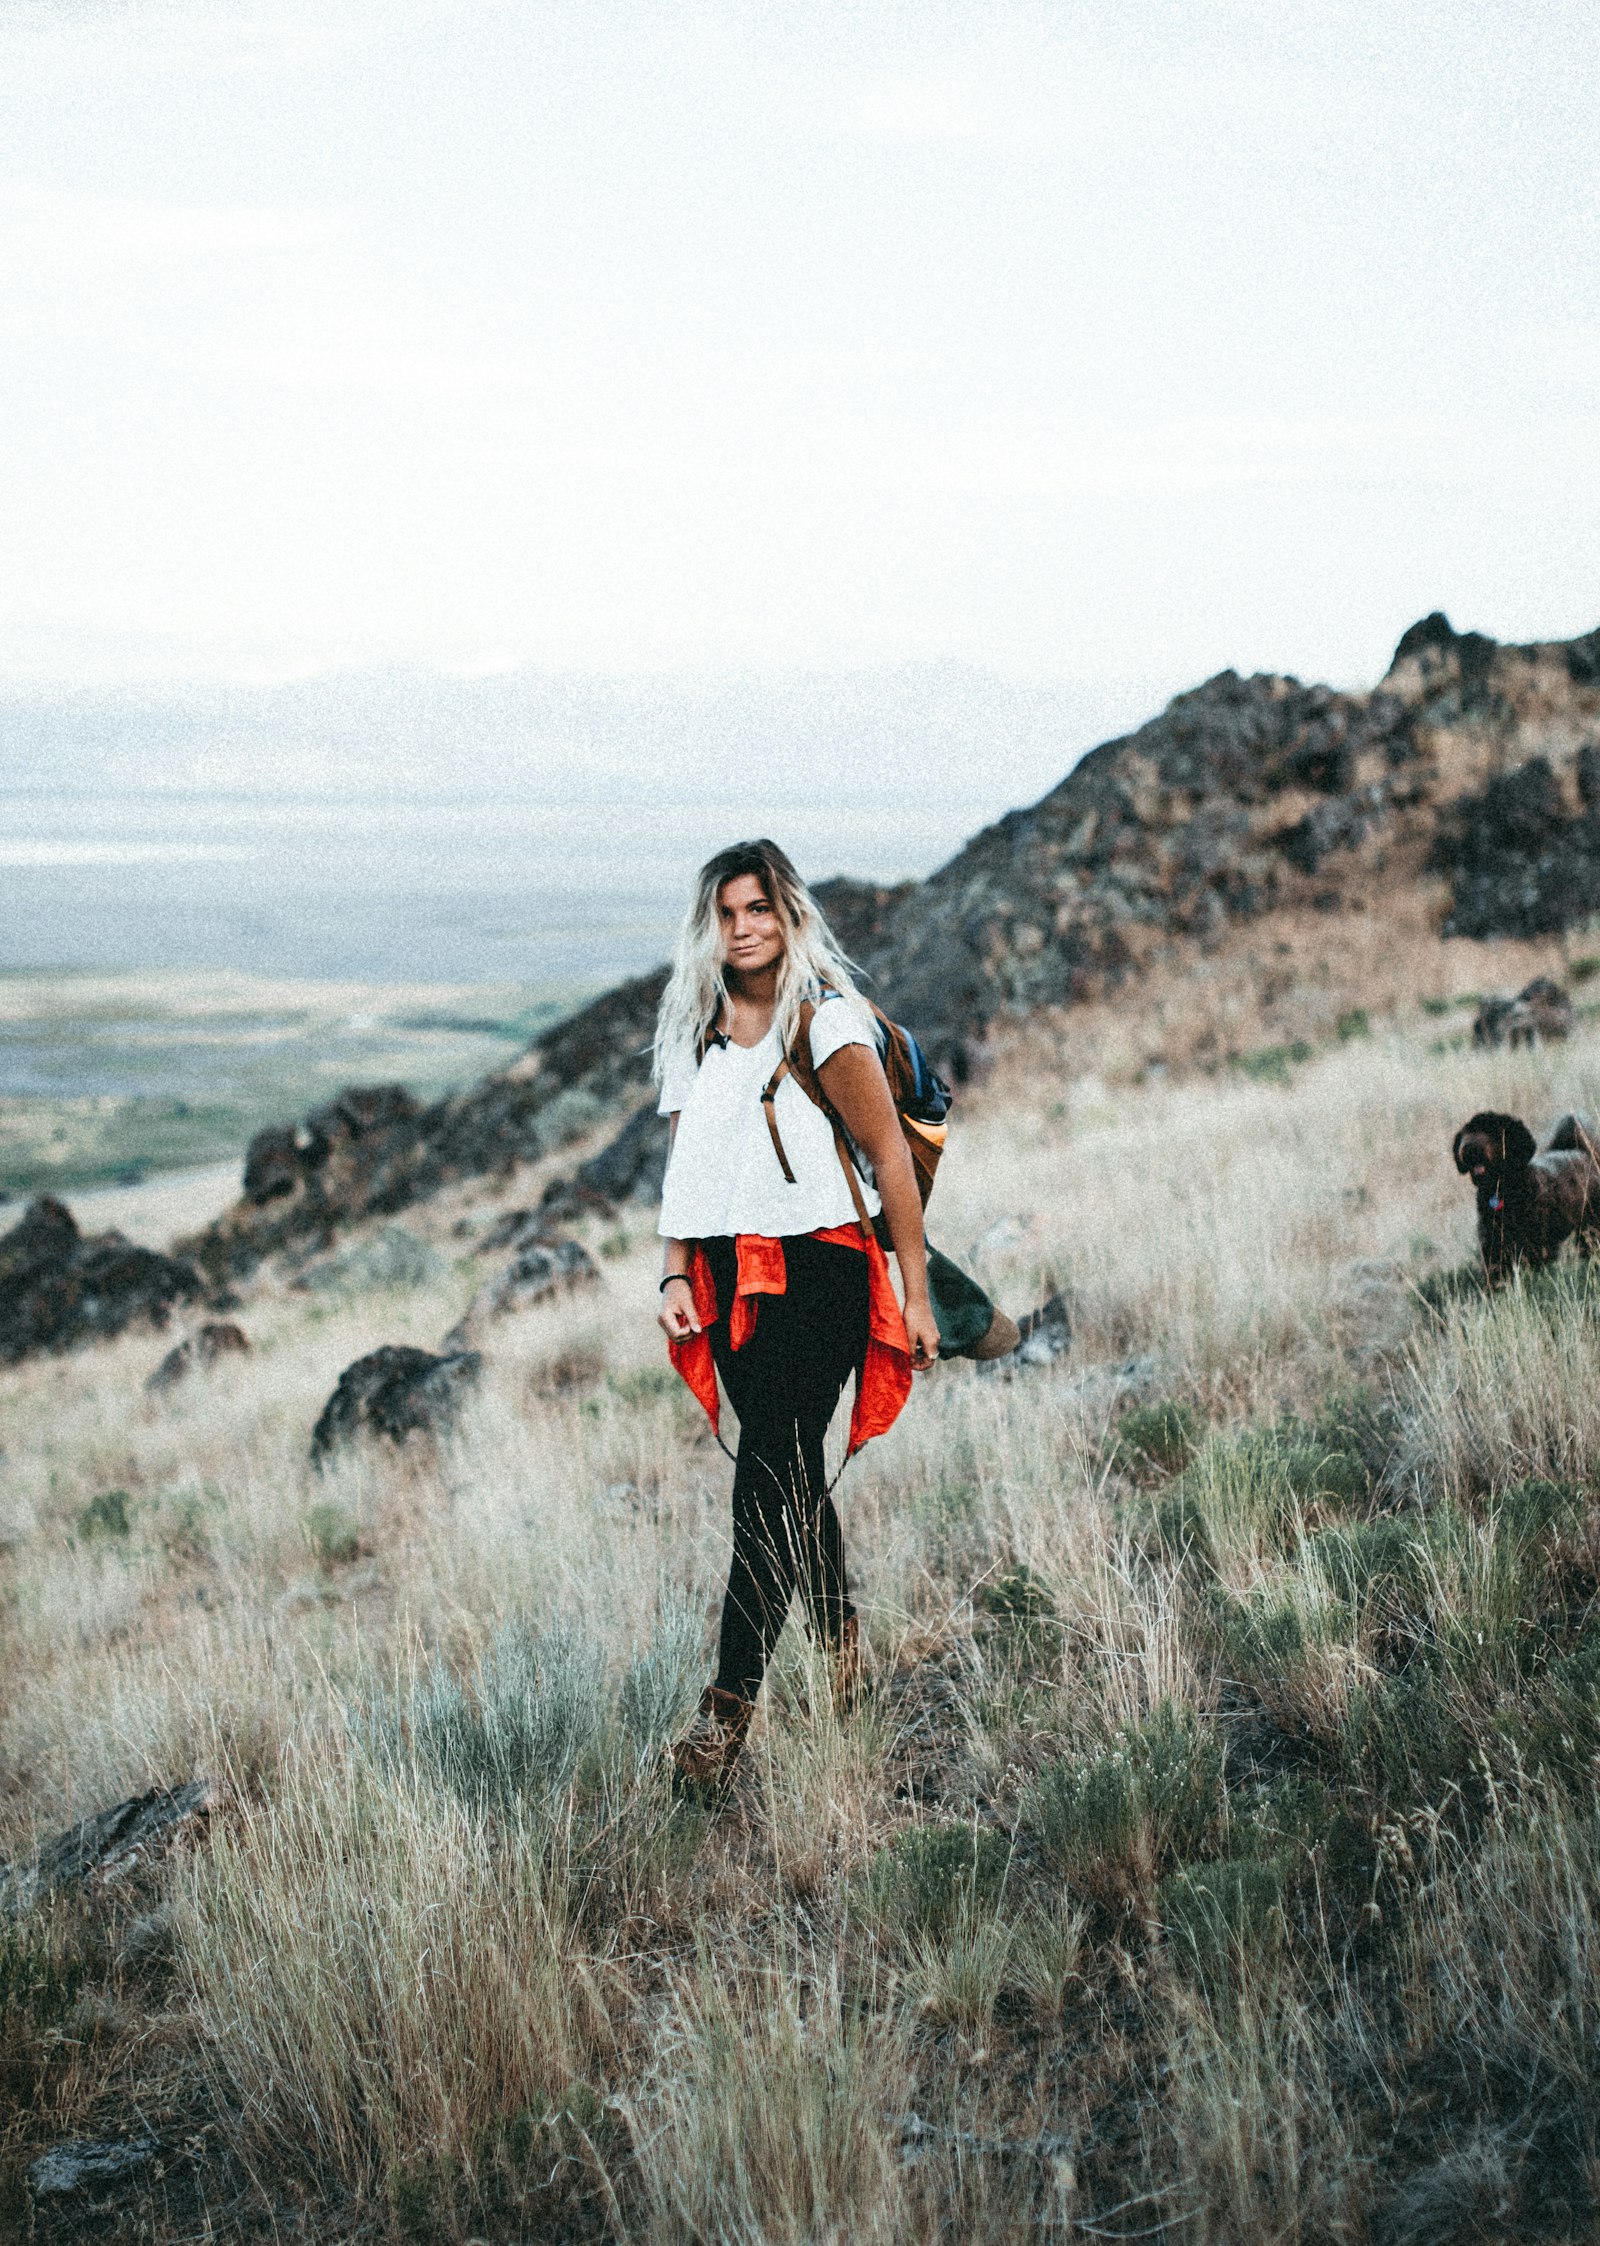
left=703, top=1233, right=868, bottom=1705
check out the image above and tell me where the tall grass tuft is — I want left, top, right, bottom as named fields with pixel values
left=620, top=1941, right=907, bottom=2245
left=178, top=1739, right=616, bottom=2219
left=1402, top=1267, right=1600, bottom=1495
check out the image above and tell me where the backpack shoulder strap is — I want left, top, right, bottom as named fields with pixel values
left=759, top=999, right=818, bottom=1177
left=694, top=1008, right=724, bottom=1066
left=759, top=996, right=872, bottom=1237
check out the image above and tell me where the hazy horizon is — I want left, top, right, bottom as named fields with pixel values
left=1, top=657, right=1140, bottom=980
left=5, top=0, right=1597, bottom=984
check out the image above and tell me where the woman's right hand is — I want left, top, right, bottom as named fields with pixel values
left=658, top=1273, right=700, bottom=1342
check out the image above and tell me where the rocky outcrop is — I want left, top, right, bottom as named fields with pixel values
left=310, top=1344, right=483, bottom=1464
left=0, top=1197, right=204, bottom=1365
left=146, top=1320, right=251, bottom=1392
left=180, top=969, right=671, bottom=1285
left=861, top=670, right=1418, bottom=1071
left=1471, top=977, right=1574, bottom=1050
left=1, top=1781, right=215, bottom=1915
left=1433, top=751, right=1600, bottom=938
left=574, top=1100, right=669, bottom=1204
left=848, top=614, right=1599, bottom=1069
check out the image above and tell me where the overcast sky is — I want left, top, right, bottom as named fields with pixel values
left=3, top=0, right=1597, bottom=724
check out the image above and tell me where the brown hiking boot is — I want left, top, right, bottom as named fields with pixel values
left=833, top=1614, right=867, bottom=1716
left=670, top=1685, right=753, bottom=1794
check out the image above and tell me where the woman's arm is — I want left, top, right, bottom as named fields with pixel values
left=657, top=1113, right=699, bottom=1340
left=815, top=1044, right=940, bottom=1368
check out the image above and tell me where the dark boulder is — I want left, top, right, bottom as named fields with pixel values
left=0, top=1194, right=78, bottom=1286
left=306, top=1084, right=421, bottom=1146
left=0, top=1198, right=204, bottom=1365
left=37, top=1780, right=214, bottom=1887
left=1392, top=611, right=1460, bottom=665
left=1473, top=977, right=1573, bottom=1050
left=976, top=1291, right=1071, bottom=1378
left=146, top=1320, right=251, bottom=1393
left=1391, top=613, right=1501, bottom=709
left=310, top=1344, right=483, bottom=1464
left=1566, top=629, right=1600, bottom=686
left=1014, top=1293, right=1072, bottom=1367
left=576, top=1100, right=669, bottom=1203
left=473, top=1207, right=560, bottom=1256
left=242, top=1124, right=300, bottom=1204
left=1276, top=793, right=1370, bottom=874
left=535, top=1181, right=617, bottom=1227
left=444, top=1237, right=600, bottom=1346
left=2, top=1780, right=215, bottom=1914
left=478, top=1236, right=599, bottom=1316
left=28, top=2137, right=159, bottom=2203
left=1578, top=742, right=1600, bottom=812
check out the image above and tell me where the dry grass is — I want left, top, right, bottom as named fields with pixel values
left=5, top=983, right=1600, bottom=2239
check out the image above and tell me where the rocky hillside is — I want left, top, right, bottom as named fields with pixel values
left=874, top=612, right=1600, bottom=1075
left=179, top=614, right=1600, bottom=1279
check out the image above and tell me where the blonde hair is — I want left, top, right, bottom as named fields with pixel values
left=652, top=839, right=870, bottom=1086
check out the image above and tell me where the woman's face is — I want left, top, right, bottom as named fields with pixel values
left=717, top=873, right=785, bottom=978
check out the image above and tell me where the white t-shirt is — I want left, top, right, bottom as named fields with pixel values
left=657, top=994, right=882, bottom=1239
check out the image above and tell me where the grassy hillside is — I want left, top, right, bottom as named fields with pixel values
left=3, top=1004, right=1600, bottom=2240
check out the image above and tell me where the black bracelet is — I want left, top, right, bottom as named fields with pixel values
left=659, top=1273, right=691, bottom=1293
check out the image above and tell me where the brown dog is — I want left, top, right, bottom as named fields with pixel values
left=1452, top=1110, right=1600, bottom=1282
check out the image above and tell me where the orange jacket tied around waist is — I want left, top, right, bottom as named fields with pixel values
left=668, top=1226, right=913, bottom=1458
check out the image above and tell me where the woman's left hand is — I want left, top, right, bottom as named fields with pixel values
left=903, top=1296, right=940, bottom=1371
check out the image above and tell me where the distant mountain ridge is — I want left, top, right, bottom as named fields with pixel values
left=179, top=614, right=1600, bottom=1279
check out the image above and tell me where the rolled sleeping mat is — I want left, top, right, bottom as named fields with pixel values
left=924, top=1241, right=1021, bottom=1362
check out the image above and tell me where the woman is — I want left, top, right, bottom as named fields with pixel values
left=655, top=838, right=940, bottom=1789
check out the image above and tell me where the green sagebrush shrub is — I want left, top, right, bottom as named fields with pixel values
left=1155, top=1426, right=1370, bottom=1573
left=615, top=1591, right=706, bottom=1766
left=373, top=1603, right=705, bottom=1821
left=863, top=1819, right=1010, bottom=1939
left=1527, top=1629, right=1600, bottom=1794
left=975, top=1559, right=1058, bottom=1628
left=1159, top=1855, right=1288, bottom=1995
left=1113, top=1398, right=1202, bottom=1477
left=1024, top=1699, right=1222, bottom=1904
left=400, top=1619, right=604, bottom=1815
left=303, top=1500, right=361, bottom=1564
left=1154, top=1393, right=1397, bottom=1579
left=76, top=1487, right=131, bottom=1539
left=1215, top=1479, right=1586, bottom=1794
